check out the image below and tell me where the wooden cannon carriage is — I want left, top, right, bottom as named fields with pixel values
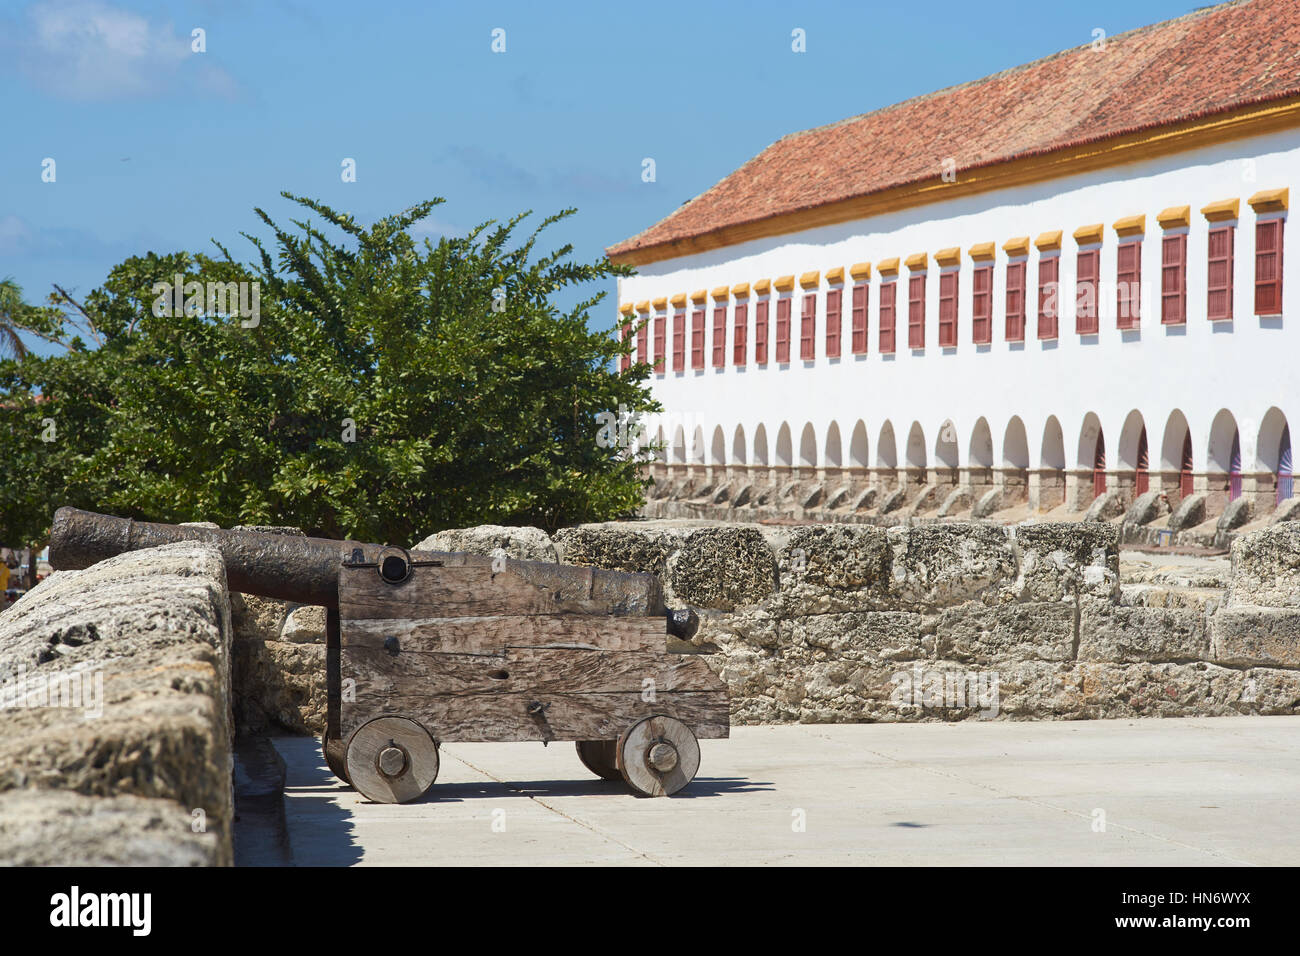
left=48, top=509, right=730, bottom=802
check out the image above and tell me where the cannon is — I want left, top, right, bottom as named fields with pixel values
left=48, top=507, right=728, bottom=801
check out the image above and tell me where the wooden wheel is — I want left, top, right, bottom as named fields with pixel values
left=617, top=715, right=700, bottom=797
left=575, top=740, right=622, bottom=781
left=321, top=731, right=350, bottom=785
left=344, top=716, right=439, bottom=804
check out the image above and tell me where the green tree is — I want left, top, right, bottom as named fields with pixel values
left=0, top=195, right=657, bottom=548
left=0, top=278, right=31, bottom=359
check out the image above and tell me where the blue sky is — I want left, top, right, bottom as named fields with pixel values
left=2, top=0, right=1197, bottom=356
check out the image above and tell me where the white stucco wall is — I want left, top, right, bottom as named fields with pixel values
left=617, top=129, right=1297, bottom=478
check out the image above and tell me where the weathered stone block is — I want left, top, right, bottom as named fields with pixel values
left=775, top=525, right=892, bottom=614
left=1011, top=522, right=1119, bottom=602
left=933, top=601, right=1075, bottom=663
left=1084, top=490, right=1124, bottom=522
left=414, top=524, right=558, bottom=563
left=782, top=611, right=925, bottom=661
left=888, top=523, right=1018, bottom=608
left=1079, top=601, right=1208, bottom=662
left=281, top=604, right=326, bottom=644
left=1123, top=490, right=1168, bottom=526
left=1210, top=605, right=1300, bottom=668
left=1217, top=496, right=1253, bottom=533
left=1168, top=492, right=1207, bottom=532
left=232, top=639, right=326, bottom=736
left=1227, top=522, right=1300, bottom=608
left=553, top=526, right=676, bottom=577
left=668, top=528, right=777, bottom=610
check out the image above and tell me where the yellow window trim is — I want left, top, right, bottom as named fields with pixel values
left=711, top=285, right=730, bottom=300
left=905, top=252, right=928, bottom=270
left=877, top=257, right=900, bottom=275
left=670, top=293, right=687, bottom=308
left=1248, top=188, right=1289, bottom=212
left=774, top=275, right=795, bottom=292
left=1201, top=198, right=1240, bottom=222
left=1156, top=205, right=1191, bottom=229
left=1034, top=230, right=1062, bottom=251
left=731, top=282, right=750, bottom=297
left=650, top=297, right=666, bottom=310
left=1113, top=214, right=1146, bottom=237
left=824, top=266, right=845, bottom=284
left=1072, top=223, right=1104, bottom=244
left=967, top=242, right=996, bottom=261
left=799, top=270, right=821, bottom=289
left=849, top=261, right=872, bottom=280
left=690, top=289, right=708, bottom=304
left=1002, top=236, right=1030, bottom=256
left=934, top=247, right=961, bottom=267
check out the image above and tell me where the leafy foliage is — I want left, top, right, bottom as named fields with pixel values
left=0, top=195, right=656, bottom=546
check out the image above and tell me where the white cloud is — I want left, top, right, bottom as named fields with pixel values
left=13, top=0, right=238, bottom=101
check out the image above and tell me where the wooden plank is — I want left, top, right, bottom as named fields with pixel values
left=341, top=566, right=560, bottom=618
left=341, top=614, right=666, bottom=655
left=340, top=645, right=724, bottom=698
left=341, top=690, right=730, bottom=743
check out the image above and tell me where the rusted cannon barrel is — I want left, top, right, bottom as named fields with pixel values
left=47, top=507, right=682, bottom=625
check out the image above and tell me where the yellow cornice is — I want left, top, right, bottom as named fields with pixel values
left=849, top=261, right=872, bottom=280
left=618, top=302, right=635, bottom=315
left=1248, top=187, right=1289, bottom=212
left=967, top=242, right=995, bottom=262
left=690, top=289, right=708, bottom=304
left=798, top=270, right=820, bottom=289
left=1034, top=230, right=1062, bottom=252
left=1114, top=214, right=1146, bottom=237
left=607, top=94, right=1300, bottom=267
left=633, top=300, right=650, bottom=312
left=1072, top=223, right=1104, bottom=244
left=1201, top=198, right=1240, bottom=222
left=731, top=282, right=750, bottom=297
left=711, top=285, right=730, bottom=300
left=650, top=297, right=666, bottom=310
left=774, top=274, right=795, bottom=292
left=877, top=257, right=900, bottom=275
left=1002, top=236, right=1030, bottom=257
left=1156, top=205, right=1191, bottom=229
left=934, top=247, right=961, bottom=267
left=670, top=292, right=687, bottom=308
left=824, top=266, right=845, bottom=284
left=753, top=278, right=772, bottom=295
left=905, top=252, right=928, bottom=270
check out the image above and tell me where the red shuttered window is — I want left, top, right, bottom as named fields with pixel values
left=1255, top=219, right=1284, bottom=315
left=1207, top=226, right=1234, bottom=321
left=1037, top=256, right=1059, bottom=339
left=711, top=305, right=726, bottom=367
left=879, top=280, right=897, bottom=354
left=938, top=272, right=957, bottom=347
left=733, top=302, right=747, bottom=366
left=690, top=308, right=705, bottom=369
left=619, top=320, right=632, bottom=371
left=1005, top=261, right=1025, bottom=342
left=972, top=264, right=992, bottom=344
left=653, top=313, right=666, bottom=372
left=825, top=288, right=842, bottom=358
left=775, top=298, right=791, bottom=363
left=851, top=283, right=868, bottom=354
left=800, top=293, right=816, bottom=360
left=755, top=300, right=769, bottom=364
left=908, top=274, right=925, bottom=349
left=1076, top=249, right=1099, bottom=334
left=1117, top=242, right=1141, bottom=328
left=672, top=311, right=685, bottom=371
left=636, top=315, right=649, bottom=364
left=1161, top=234, right=1187, bottom=324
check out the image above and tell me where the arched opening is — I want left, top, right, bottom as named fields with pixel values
left=824, top=421, right=843, bottom=469
left=1180, top=432, right=1194, bottom=498
left=654, top=426, right=667, bottom=464
left=1135, top=428, right=1149, bottom=495
left=798, top=423, right=817, bottom=469
left=1039, top=416, right=1066, bottom=510
left=969, top=418, right=993, bottom=469
left=1041, top=416, right=1066, bottom=471
left=753, top=424, right=769, bottom=466
left=1160, top=410, right=1191, bottom=502
left=1208, top=409, right=1240, bottom=502
left=710, top=426, right=726, bottom=466
left=848, top=420, right=869, bottom=469
left=671, top=426, right=686, bottom=465
left=906, top=422, right=927, bottom=469
left=1279, top=424, right=1293, bottom=504
left=732, top=425, right=748, bottom=466
left=775, top=423, right=793, bottom=468
left=876, top=421, right=898, bottom=470
left=935, top=420, right=959, bottom=470
left=690, top=426, right=706, bottom=465
left=1093, top=430, right=1107, bottom=498
left=1002, top=417, right=1029, bottom=501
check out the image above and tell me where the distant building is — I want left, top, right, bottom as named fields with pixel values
left=608, top=0, right=1297, bottom=522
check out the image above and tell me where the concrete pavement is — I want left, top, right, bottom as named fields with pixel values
left=270, top=716, right=1300, bottom=866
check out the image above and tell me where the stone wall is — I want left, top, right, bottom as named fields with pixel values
left=0, top=543, right=234, bottom=865
left=229, top=518, right=1300, bottom=732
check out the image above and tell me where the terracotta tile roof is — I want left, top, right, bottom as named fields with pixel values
left=608, top=0, right=1300, bottom=263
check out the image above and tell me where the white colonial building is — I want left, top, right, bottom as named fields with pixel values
left=608, top=0, right=1297, bottom=525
